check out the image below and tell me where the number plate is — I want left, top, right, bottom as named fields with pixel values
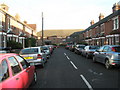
left=24, top=57, right=33, bottom=60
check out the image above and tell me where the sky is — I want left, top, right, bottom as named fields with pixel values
left=0, top=0, right=119, bottom=31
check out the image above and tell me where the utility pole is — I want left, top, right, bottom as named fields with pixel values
left=41, top=12, right=44, bottom=46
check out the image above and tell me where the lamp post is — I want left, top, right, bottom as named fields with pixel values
left=0, top=25, right=3, bottom=47
left=41, top=12, right=44, bottom=46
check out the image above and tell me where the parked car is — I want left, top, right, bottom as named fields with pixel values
left=74, top=44, right=86, bottom=54
left=0, top=50, right=7, bottom=53
left=0, top=53, right=37, bottom=89
left=65, top=43, right=72, bottom=49
left=0, top=47, right=11, bottom=53
left=19, top=46, right=47, bottom=68
left=41, top=46, right=51, bottom=59
left=81, top=45, right=100, bottom=58
left=69, top=44, right=75, bottom=52
left=93, top=45, right=120, bottom=69
left=45, top=45, right=54, bottom=54
left=53, top=45, right=59, bottom=48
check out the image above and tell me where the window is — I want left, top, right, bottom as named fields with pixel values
left=100, top=23, right=105, bottom=33
left=103, top=46, right=109, bottom=52
left=15, top=55, right=29, bottom=69
left=113, top=16, right=119, bottom=30
left=112, top=47, right=120, bottom=52
left=0, top=13, right=3, bottom=30
left=0, top=60, right=9, bottom=82
left=20, top=48, right=38, bottom=54
left=89, top=46, right=99, bottom=49
left=86, top=31, right=88, bottom=37
left=98, top=46, right=104, bottom=52
left=8, top=57, right=22, bottom=75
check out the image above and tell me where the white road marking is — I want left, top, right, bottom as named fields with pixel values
left=64, top=53, right=66, bottom=56
left=70, top=61, right=78, bottom=69
left=80, top=75, right=93, bottom=90
left=64, top=53, right=70, bottom=60
left=64, top=53, right=77, bottom=69
left=66, top=56, right=70, bottom=60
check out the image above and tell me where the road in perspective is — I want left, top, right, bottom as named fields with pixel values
left=29, top=47, right=120, bottom=89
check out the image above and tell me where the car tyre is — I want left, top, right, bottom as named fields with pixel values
left=86, top=54, right=89, bottom=59
left=93, top=56, right=96, bottom=63
left=41, top=62, right=45, bottom=68
left=105, top=60, right=112, bottom=69
left=31, top=71, right=37, bottom=85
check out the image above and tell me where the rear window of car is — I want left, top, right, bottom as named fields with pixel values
left=20, top=48, right=39, bottom=54
left=112, top=47, right=120, bottom=52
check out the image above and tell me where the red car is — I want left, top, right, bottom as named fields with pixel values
left=0, top=53, right=37, bottom=89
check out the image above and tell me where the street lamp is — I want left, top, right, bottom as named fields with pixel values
left=41, top=12, right=44, bottom=46
left=0, top=24, right=3, bottom=47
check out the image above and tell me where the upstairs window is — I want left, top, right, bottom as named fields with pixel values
left=113, top=16, right=119, bottom=30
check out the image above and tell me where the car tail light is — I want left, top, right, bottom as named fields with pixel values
left=111, top=47, right=116, bottom=52
left=89, top=51, right=94, bottom=53
left=112, top=63, right=116, bottom=65
left=37, top=54, right=42, bottom=59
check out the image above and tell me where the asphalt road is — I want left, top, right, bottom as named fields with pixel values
left=29, top=47, right=120, bottom=89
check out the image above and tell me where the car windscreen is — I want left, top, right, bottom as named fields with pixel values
left=78, top=46, right=85, bottom=49
left=113, top=47, right=120, bottom=52
left=67, top=43, right=72, bottom=45
left=20, top=48, right=38, bottom=54
left=42, top=47, right=49, bottom=50
left=89, top=46, right=99, bottom=49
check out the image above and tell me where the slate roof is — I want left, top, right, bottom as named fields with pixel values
left=85, top=9, right=120, bottom=32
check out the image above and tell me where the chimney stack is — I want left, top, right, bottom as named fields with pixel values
left=24, top=21, right=27, bottom=24
left=99, top=13, right=104, bottom=21
left=0, top=3, right=9, bottom=12
left=112, top=2, right=120, bottom=12
left=90, top=20, right=94, bottom=25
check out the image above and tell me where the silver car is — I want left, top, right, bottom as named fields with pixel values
left=93, top=45, right=120, bottom=69
left=0, top=50, right=7, bottom=53
left=74, top=44, right=86, bottom=54
left=81, top=45, right=100, bottom=58
left=20, top=46, right=47, bottom=68
left=41, top=46, right=51, bottom=59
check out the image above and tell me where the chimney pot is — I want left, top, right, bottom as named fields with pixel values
left=99, top=13, right=104, bottom=20
left=90, top=20, right=94, bottom=25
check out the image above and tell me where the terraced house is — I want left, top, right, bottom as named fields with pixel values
left=69, top=2, right=120, bottom=46
left=0, top=3, right=37, bottom=48
left=82, top=2, right=120, bottom=46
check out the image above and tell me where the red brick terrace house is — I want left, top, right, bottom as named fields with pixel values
left=0, top=3, right=37, bottom=48
left=83, top=2, right=120, bottom=46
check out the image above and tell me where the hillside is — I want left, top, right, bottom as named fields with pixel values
left=37, top=29, right=84, bottom=38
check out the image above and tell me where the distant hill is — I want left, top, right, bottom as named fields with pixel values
left=37, top=29, right=84, bottom=38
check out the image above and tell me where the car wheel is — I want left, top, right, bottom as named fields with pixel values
left=32, top=71, right=37, bottom=85
left=86, top=54, right=89, bottom=59
left=75, top=50, right=77, bottom=54
left=41, top=62, right=45, bottom=68
left=93, top=56, right=96, bottom=63
left=105, top=60, right=112, bottom=69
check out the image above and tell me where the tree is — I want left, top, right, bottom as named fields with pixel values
left=25, top=37, right=36, bottom=47
left=7, top=40, right=23, bottom=49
